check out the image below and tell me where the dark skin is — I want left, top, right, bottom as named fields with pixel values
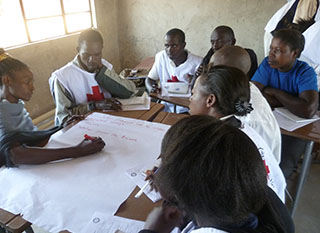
left=253, top=38, right=318, bottom=119
left=77, top=40, right=122, bottom=111
left=146, top=34, right=188, bottom=93
left=195, top=27, right=236, bottom=77
left=0, top=68, right=106, bottom=166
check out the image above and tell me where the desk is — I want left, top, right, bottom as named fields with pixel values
left=280, top=119, right=320, bottom=216
left=150, top=93, right=190, bottom=113
left=134, top=57, right=154, bottom=70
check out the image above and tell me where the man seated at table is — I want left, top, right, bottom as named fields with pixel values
left=49, top=28, right=137, bottom=125
left=196, top=25, right=258, bottom=79
left=145, top=28, right=202, bottom=113
left=211, top=45, right=282, bottom=164
left=252, top=28, right=318, bottom=178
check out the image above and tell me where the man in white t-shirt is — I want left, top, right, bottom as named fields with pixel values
left=49, top=29, right=137, bottom=125
left=146, top=28, right=202, bottom=113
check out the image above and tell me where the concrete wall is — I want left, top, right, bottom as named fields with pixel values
left=6, top=0, right=120, bottom=119
left=117, top=0, right=286, bottom=69
left=6, top=0, right=286, bottom=118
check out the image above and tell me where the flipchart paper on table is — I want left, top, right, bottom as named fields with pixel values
left=0, top=113, right=170, bottom=233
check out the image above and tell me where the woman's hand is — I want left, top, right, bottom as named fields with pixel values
left=73, top=138, right=105, bottom=157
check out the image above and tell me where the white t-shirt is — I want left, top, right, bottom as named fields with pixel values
left=49, top=59, right=113, bottom=105
left=149, top=50, right=202, bottom=113
left=241, top=122, right=286, bottom=203
left=236, top=83, right=282, bottom=164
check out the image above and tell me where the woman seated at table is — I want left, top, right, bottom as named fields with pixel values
left=0, top=49, right=105, bottom=168
left=187, top=65, right=286, bottom=202
left=141, top=116, right=294, bottom=233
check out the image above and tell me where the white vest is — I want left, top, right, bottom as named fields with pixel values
left=49, top=59, right=113, bottom=105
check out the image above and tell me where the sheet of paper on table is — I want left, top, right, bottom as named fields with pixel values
left=126, top=160, right=162, bottom=202
left=0, top=113, right=170, bottom=233
left=161, top=82, right=191, bottom=97
left=116, top=92, right=150, bottom=111
left=273, top=107, right=320, bottom=131
left=81, top=212, right=180, bottom=233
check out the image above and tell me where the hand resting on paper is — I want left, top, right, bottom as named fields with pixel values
left=142, top=205, right=182, bottom=233
left=94, top=98, right=122, bottom=111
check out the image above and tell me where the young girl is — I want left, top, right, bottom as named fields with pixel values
left=188, top=65, right=286, bottom=202
left=141, top=116, right=294, bottom=233
left=0, top=49, right=105, bottom=167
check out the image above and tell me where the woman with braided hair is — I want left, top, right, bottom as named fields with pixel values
left=188, top=65, right=286, bottom=202
left=0, top=48, right=105, bottom=168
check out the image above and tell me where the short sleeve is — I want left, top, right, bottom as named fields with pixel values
left=148, top=62, right=159, bottom=80
left=252, top=57, right=272, bottom=86
left=297, top=65, right=318, bottom=93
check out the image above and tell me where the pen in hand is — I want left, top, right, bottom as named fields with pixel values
left=135, top=166, right=158, bottom=198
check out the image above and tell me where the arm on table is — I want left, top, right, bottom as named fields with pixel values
left=253, top=81, right=318, bottom=118
left=9, top=138, right=105, bottom=166
left=146, top=77, right=161, bottom=94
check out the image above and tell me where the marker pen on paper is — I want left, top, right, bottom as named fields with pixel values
left=84, top=134, right=97, bottom=140
left=135, top=167, right=158, bottom=198
left=134, top=180, right=151, bottom=199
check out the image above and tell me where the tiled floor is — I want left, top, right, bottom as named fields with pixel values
left=32, top=162, right=320, bottom=233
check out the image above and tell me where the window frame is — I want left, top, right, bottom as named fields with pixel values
left=18, top=0, right=94, bottom=43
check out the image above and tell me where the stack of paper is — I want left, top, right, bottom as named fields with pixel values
left=117, top=92, right=150, bottom=111
left=273, top=107, right=320, bottom=131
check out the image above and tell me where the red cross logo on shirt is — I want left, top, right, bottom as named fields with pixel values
left=263, top=160, right=270, bottom=176
left=86, top=86, right=104, bottom=101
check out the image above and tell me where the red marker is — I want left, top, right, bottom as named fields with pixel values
left=84, top=134, right=97, bottom=140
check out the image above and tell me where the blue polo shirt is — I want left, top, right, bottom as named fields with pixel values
left=252, top=57, right=318, bottom=96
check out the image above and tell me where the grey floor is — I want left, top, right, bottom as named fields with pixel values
left=32, top=160, right=320, bottom=233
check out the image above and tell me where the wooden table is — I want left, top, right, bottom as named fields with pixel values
left=150, top=93, right=190, bottom=113
left=280, top=119, right=320, bottom=216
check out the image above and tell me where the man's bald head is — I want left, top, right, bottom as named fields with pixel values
left=211, top=45, right=251, bottom=74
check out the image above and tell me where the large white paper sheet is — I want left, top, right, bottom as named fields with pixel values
left=81, top=213, right=145, bottom=233
left=0, top=113, right=170, bottom=233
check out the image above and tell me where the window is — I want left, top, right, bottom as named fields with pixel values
left=0, top=0, right=96, bottom=48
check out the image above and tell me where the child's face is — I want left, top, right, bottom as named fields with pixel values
left=189, top=78, right=209, bottom=116
left=268, top=38, right=298, bottom=72
left=7, top=69, right=34, bottom=102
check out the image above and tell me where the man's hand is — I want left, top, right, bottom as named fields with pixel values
left=143, top=206, right=182, bottom=233
left=195, top=64, right=204, bottom=78
left=151, top=83, right=161, bottom=94
left=94, top=98, right=122, bottom=111
left=63, top=115, right=85, bottom=128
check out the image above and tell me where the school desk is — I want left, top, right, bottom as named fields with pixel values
left=279, top=114, right=320, bottom=217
